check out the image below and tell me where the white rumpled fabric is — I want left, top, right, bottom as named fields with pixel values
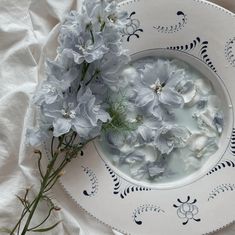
left=0, top=0, right=234, bottom=235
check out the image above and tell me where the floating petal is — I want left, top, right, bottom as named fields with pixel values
left=195, top=78, right=212, bottom=95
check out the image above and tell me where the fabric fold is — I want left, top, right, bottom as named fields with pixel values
left=0, top=0, right=235, bottom=235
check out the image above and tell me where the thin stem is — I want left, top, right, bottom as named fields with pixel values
left=36, top=152, right=43, bottom=178
left=10, top=133, right=87, bottom=235
left=50, top=137, right=55, bottom=158
left=90, top=29, right=95, bottom=44
left=100, top=21, right=106, bottom=31
left=62, top=132, right=77, bottom=150
left=47, top=136, right=78, bottom=184
left=20, top=152, right=59, bottom=235
left=47, top=155, right=68, bottom=182
left=10, top=197, right=36, bottom=235
left=45, top=156, right=70, bottom=190
left=58, top=135, right=65, bottom=149
left=43, top=175, right=61, bottom=194
left=85, top=71, right=99, bottom=86
left=28, top=207, right=54, bottom=231
left=16, top=207, right=27, bottom=235
left=81, top=63, right=90, bottom=82
left=77, top=63, right=90, bottom=92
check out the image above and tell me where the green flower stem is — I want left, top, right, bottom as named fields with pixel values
left=10, top=197, right=37, bottom=235
left=77, top=63, right=90, bottom=92
left=46, top=156, right=69, bottom=186
left=10, top=214, right=24, bottom=235
left=85, top=70, right=100, bottom=86
left=81, top=63, right=90, bottom=82
left=100, top=21, right=106, bottom=31
left=21, top=152, right=59, bottom=235
left=28, top=207, right=54, bottom=231
left=90, top=29, right=95, bottom=44
left=10, top=134, right=91, bottom=234
left=10, top=132, right=86, bottom=235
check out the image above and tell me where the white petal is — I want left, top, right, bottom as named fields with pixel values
left=195, top=78, right=212, bottom=95
left=135, top=88, right=155, bottom=107
left=159, top=88, right=184, bottom=108
left=177, top=80, right=196, bottom=104
left=53, top=118, right=71, bottom=137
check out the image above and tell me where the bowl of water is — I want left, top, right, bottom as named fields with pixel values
left=95, top=49, right=233, bottom=189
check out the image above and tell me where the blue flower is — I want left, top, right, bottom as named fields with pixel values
left=134, top=60, right=185, bottom=112
left=46, top=52, right=80, bottom=83
left=85, top=0, right=128, bottom=30
left=42, top=87, right=110, bottom=139
left=64, top=33, right=109, bottom=65
left=92, top=53, right=130, bottom=90
left=26, top=120, right=52, bottom=147
left=33, top=53, right=80, bottom=106
left=119, top=151, right=145, bottom=165
left=28, top=0, right=130, bottom=144
left=154, top=125, right=190, bottom=154
left=58, top=11, right=91, bottom=52
left=33, top=77, right=64, bottom=105
left=102, top=26, right=124, bottom=55
left=135, top=116, right=162, bottom=145
left=130, top=161, right=165, bottom=180
left=74, top=87, right=111, bottom=139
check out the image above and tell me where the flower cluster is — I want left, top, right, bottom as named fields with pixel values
left=101, top=58, right=223, bottom=181
left=28, top=0, right=130, bottom=146
left=11, top=2, right=133, bottom=235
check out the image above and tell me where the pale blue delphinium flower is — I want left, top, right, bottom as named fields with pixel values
left=42, top=98, right=78, bottom=137
left=75, top=87, right=111, bottom=140
left=102, top=26, right=126, bottom=55
left=27, top=128, right=48, bottom=147
left=132, top=84, right=175, bottom=121
left=42, top=87, right=110, bottom=139
left=82, top=0, right=129, bottom=57
left=118, top=150, right=145, bottom=165
left=33, top=53, right=80, bottom=105
left=105, top=131, right=126, bottom=149
left=103, top=1, right=129, bottom=29
left=135, top=115, right=162, bottom=145
left=213, top=112, right=224, bottom=134
left=91, top=53, right=130, bottom=91
left=134, top=60, right=185, bottom=112
left=154, top=124, right=191, bottom=155
left=58, top=10, right=91, bottom=53
left=58, top=9, right=109, bottom=65
left=26, top=119, right=52, bottom=147
left=46, top=52, right=80, bottom=83
left=33, top=77, right=64, bottom=105
left=65, top=33, right=109, bottom=65
left=85, top=0, right=128, bottom=30
left=130, top=161, right=165, bottom=180
left=87, top=0, right=129, bottom=55
left=29, top=0, right=130, bottom=142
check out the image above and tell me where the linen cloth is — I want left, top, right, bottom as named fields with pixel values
left=0, top=0, right=234, bottom=234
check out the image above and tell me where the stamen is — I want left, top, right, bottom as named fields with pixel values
left=61, top=108, right=76, bottom=119
left=150, top=81, right=163, bottom=94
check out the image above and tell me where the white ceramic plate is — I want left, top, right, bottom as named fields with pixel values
left=60, top=0, right=235, bottom=234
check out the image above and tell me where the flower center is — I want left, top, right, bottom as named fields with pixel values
left=108, top=14, right=117, bottom=23
left=61, top=109, right=76, bottom=119
left=135, top=115, right=143, bottom=123
left=150, top=81, right=165, bottom=94
left=44, top=84, right=57, bottom=94
left=78, top=45, right=86, bottom=53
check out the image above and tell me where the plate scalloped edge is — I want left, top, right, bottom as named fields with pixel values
left=118, top=0, right=235, bottom=17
